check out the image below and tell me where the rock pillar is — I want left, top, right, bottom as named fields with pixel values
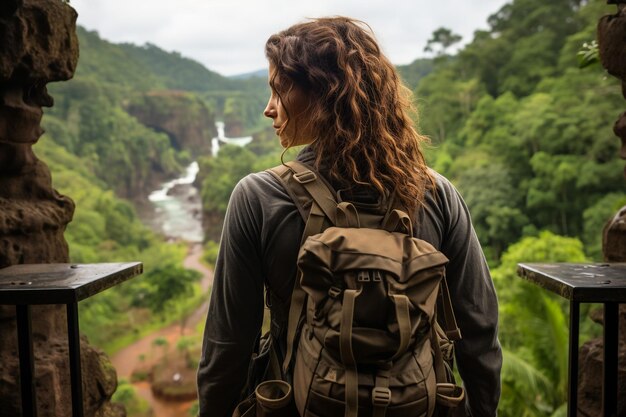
left=0, top=1, right=123, bottom=416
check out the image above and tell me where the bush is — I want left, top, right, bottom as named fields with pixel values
left=203, top=240, right=220, bottom=266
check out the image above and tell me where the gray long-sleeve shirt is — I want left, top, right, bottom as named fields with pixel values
left=197, top=149, right=502, bottom=417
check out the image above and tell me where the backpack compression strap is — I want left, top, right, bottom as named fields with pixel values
left=383, top=193, right=461, bottom=341
left=267, top=161, right=339, bottom=373
left=439, top=275, right=462, bottom=341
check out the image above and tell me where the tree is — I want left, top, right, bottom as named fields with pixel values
left=582, top=194, right=626, bottom=260
left=415, top=70, right=482, bottom=144
left=455, top=161, right=527, bottom=259
left=498, top=31, right=559, bottom=97
left=493, top=231, right=588, bottom=416
left=415, top=68, right=462, bottom=142
left=526, top=152, right=582, bottom=235
left=129, top=265, right=201, bottom=315
left=423, top=27, right=462, bottom=57
left=200, top=144, right=256, bottom=213
left=112, top=379, right=150, bottom=415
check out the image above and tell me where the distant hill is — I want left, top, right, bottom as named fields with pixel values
left=75, top=26, right=164, bottom=91
left=75, top=26, right=237, bottom=93
left=229, top=69, right=268, bottom=80
left=396, top=58, right=434, bottom=91
left=118, top=41, right=239, bottom=92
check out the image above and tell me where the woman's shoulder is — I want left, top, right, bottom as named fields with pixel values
left=231, top=170, right=295, bottom=212
left=427, top=168, right=461, bottom=200
left=236, top=170, right=272, bottom=187
left=235, top=170, right=284, bottom=195
left=421, top=168, right=473, bottom=225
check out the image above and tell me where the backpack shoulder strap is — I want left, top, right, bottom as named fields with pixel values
left=267, top=161, right=338, bottom=226
left=266, top=161, right=340, bottom=373
left=266, top=163, right=308, bottom=222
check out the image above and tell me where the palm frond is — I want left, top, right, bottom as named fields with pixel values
left=541, top=294, right=569, bottom=400
left=549, top=402, right=567, bottom=417
left=502, top=348, right=555, bottom=404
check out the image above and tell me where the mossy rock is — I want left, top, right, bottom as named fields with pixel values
left=150, top=356, right=197, bottom=401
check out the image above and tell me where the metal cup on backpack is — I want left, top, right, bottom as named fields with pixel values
left=255, top=380, right=294, bottom=417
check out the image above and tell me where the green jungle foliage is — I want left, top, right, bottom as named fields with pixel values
left=112, top=379, right=151, bottom=417
left=418, top=0, right=624, bottom=263
left=117, top=41, right=236, bottom=92
left=396, top=58, right=434, bottom=91
left=493, top=231, right=591, bottom=416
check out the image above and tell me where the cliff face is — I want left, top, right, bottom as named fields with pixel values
left=0, top=1, right=122, bottom=415
left=127, top=90, right=218, bottom=158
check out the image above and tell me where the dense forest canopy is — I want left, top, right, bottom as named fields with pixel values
left=36, top=1, right=625, bottom=415
left=415, top=0, right=624, bottom=262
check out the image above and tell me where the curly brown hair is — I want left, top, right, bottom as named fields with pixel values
left=265, top=16, right=434, bottom=215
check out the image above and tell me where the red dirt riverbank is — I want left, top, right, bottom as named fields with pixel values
left=111, top=243, right=213, bottom=417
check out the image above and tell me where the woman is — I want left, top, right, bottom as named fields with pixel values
left=197, top=17, right=501, bottom=417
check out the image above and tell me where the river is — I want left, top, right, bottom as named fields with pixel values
left=145, top=161, right=203, bottom=243
left=115, top=162, right=210, bottom=416
left=141, top=119, right=253, bottom=239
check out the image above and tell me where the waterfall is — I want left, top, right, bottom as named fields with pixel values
left=211, top=121, right=253, bottom=156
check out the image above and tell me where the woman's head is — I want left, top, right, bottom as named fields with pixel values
left=263, top=64, right=314, bottom=148
left=264, top=17, right=433, bottom=214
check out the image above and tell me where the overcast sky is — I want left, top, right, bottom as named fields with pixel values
left=70, top=0, right=510, bottom=77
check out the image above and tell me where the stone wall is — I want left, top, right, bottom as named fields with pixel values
left=0, top=1, right=123, bottom=415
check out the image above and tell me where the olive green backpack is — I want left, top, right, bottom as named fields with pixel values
left=267, top=161, right=465, bottom=417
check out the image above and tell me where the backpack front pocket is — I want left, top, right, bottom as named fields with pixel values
left=294, top=324, right=436, bottom=417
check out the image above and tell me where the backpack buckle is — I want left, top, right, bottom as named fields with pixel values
left=328, top=286, right=342, bottom=298
left=372, top=387, right=391, bottom=406
left=293, top=170, right=317, bottom=184
left=357, top=271, right=370, bottom=282
left=372, top=270, right=383, bottom=282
